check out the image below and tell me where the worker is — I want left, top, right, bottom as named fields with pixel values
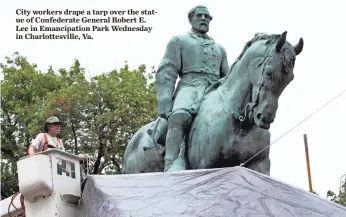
left=28, top=116, right=89, bottom=160
left=28, top=116, right=65, bottom=155
left=27, top=116, right=89, bottom=186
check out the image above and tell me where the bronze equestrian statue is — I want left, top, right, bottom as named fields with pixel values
left=123, top=5, right=304, bottom=176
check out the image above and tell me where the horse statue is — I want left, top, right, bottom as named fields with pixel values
left=123, top=31, right=304, bottom=176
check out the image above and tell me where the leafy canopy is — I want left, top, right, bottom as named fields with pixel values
left=1, top=52, right=158, bottom=198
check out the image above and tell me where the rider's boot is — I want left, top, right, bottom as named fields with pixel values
left=164, top=111, right=191, bottom=172
left=164, top=126, right=185, bottom=172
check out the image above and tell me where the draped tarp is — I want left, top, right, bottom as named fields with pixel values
left=77, top=166, right=346, bottom=217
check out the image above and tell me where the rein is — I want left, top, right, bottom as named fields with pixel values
left=221, top=53, right=269, bottom=123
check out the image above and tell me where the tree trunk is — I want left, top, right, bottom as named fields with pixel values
left=93, top=123, right=107, bottom=174
left=71, top=120, right=78, bottom=155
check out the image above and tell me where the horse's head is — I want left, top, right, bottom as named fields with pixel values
left=244, top=31, right=304, bottom=129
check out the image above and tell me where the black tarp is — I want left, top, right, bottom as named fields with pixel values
left=77, top=166, right=346, bottom=217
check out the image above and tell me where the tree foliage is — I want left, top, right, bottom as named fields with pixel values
left=1, top=52, right=158, bottom=199
left=327, top=177, right=346, bottom=207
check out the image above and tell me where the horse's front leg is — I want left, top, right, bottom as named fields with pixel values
left=247, top=157, right=271, bottom=176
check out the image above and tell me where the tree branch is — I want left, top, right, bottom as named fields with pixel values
left=71, top=119, right=78, bottom=155
left=92, top=122, right=107, bottom=174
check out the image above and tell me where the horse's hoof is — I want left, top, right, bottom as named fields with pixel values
left=166, top=158, right=186, bottom=172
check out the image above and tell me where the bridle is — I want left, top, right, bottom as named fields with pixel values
left=224, top=31, right=294, bottom=123
left=227, top=53, right=271, bottom=123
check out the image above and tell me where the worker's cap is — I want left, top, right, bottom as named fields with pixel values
left=45, top=116, right=62, bottom=124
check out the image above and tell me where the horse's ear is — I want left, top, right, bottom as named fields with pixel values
left=294, top=38, right=304, bottom=56
left=276, top=31, right=287, bottom=52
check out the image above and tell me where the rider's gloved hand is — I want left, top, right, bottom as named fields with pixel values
left=159, top=98, right=173, bottom=120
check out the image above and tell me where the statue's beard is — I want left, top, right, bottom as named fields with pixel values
left=193, top=24, right=208, bottom=34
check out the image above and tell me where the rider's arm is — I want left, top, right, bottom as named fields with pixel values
left=219, top=45, right=230, bottom=78
left=155, top=36, right=182, bottom=118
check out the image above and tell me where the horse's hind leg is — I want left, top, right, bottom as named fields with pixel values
left=246, top=157, right=271, bottom=176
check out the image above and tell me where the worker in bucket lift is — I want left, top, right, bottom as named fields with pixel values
left=28, top=116, right=66, bottom=155
left=28, top=116, right=88, bottom=160
left=27, top=116, right=89, bottom=184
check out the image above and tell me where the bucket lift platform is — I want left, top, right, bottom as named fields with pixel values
left=1, top=149, right=82, bottom=217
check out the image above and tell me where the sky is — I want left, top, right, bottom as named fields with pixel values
left=1, top=0, right=345, bottom=198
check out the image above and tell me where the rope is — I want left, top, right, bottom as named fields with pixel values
left=240, top=89, right=345, bottom=167
left=8, top=192, right=26, bottom=217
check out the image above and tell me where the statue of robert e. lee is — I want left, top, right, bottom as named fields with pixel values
left=155, top=5, right=230, bottom=172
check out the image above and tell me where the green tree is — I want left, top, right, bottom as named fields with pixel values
left=87, top=62, right=157, bottom=174
left=1, top=52, right=63, bottom=199
left=1, top=52, right=158, bottom=198
left=41, top=59, right=92, bottom=154
left=327, top=177, right=346, bottom=207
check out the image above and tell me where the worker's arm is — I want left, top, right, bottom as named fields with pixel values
left=27, top=145, right=38, bottom=156
left=28, top=133, right=44, bottom=156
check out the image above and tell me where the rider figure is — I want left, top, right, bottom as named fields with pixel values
left=155, top=5, right=230, bottom=172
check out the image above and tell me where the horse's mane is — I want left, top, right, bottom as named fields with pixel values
left=222, top=33, right=282, bottom=83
